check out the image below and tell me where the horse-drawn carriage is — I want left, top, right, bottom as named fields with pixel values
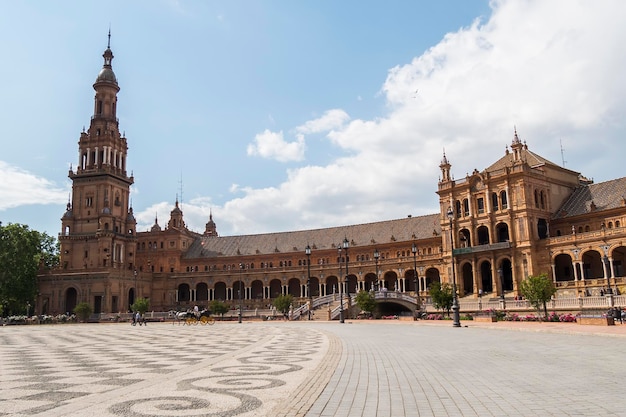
left=170, top=309, right=215, bottom=325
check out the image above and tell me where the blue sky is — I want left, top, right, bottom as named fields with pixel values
left=1, top=0, right=625, bottom=239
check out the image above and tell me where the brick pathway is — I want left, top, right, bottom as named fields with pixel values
left=1, top=320, right=624, bottom=416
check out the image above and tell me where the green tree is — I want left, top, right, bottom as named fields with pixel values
left=73, top=302, right=93, bottom=322
left=210, top=300, right=229, bottom=317
left=273, top=294, right=293, bottom=319
left=131, top=297, right=150, bottom=315
left=0, top=223, right=59, bottom=316
left=355, top=290, right=376, bottom=317
left=429, top=281, right=454, bottom=316
left=519, top=273, right=556, bottom=320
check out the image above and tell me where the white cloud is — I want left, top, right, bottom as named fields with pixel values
left=295, top=109, right=350, bottom=135
left=246, top=129, right=305, bottom=162
left=97, top=0, right=626, bottom=238
left=0, top=161, right=68, bottom=210
left=210, top=0, right=626, bottom=235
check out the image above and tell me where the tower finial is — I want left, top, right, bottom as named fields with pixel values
left=107, top=27, right=111, bottom=49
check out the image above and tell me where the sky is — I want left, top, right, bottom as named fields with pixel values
left=1, top=0, right=626, bottom=239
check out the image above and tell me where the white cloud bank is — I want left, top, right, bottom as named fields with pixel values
left=138, top=0, right=626, bottom=235
left=0, top=161, right=68, bottom=210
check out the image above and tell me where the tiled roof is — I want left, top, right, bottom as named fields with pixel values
left=552, top=177, right=626, bottom=219
left=485, top=147, right=564, bottom=173
left=184, top=213, right=442, bottom=259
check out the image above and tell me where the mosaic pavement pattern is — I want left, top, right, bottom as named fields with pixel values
left=0, top=323, right=335, bottom=417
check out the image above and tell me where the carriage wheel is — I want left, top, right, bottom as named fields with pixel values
left=185, top=317, right=195, bottom=326
left=207, top=317, right=215, bottom=325
left=200, top=316, right=208, bottom=325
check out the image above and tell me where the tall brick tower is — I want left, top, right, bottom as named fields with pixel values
left=49, top=33, right=137, bottom=314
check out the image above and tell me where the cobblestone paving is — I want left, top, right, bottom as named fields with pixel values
left=1, top=321, right=625, bottom=417
left=0, top=322, right=330, bottom=417
left=305, top=321, right=626, bottom=417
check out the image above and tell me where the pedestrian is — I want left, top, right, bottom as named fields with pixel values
left=135, top=311, right=141, bottom=326
left=621, top=308, right=626, bottom=324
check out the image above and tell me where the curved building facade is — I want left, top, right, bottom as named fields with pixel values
left=37, top=40, right=626, bottom=316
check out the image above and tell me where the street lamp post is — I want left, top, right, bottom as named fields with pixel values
left=374, top=248, right=380, bottom=292
left=338, top=246, right=344, bottom=323
left=134, top=269, right=138, bottom=301
left=447, top=207, right=461, bottom=327
left=412, top=243, right=420, bottom=312
left=343, top=238, right=350, bottom=319
left=498, top=267, right=506, bottom=310
left=305, top=244, right=312, bottom=320
left=238, top=263, right=243, bottom=323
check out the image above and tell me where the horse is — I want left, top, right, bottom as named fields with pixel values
left=169, top=310, right=192, bottom=325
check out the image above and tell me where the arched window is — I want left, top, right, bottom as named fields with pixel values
left=491, top=192, right=499, bottom=211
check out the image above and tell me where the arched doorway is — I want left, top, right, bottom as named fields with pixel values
left=251, top=280, right=264, bottom=299
left=65, top=287, right=78, bottom=314
left=461, top=262, right=473, bottom=296
left=269, top=279, right=282, bottom=298
left=128, top=288, right=136, bottom=309
left=214, top=282, right=227, bottom=301
left=196, top=283, right=209, bottom=302
left=288, top=278, right=301, bottom=297
left=480, top=261, right=493, bottom=293
left=178, top=283, right=191, bottom=302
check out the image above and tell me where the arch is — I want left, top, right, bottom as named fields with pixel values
left=498, top=258, right=514, bottom=292
left=214, top=282, right=227, bottom=301
left=406, top=270, right=418, bottom=292
left=287, top=278, right=301, bottom=297
left=326, top=275, right=339, bottom=294
left=491, top=192, right=499, bottom=211
left=459, top=229, right=471, bottom=247
left=129, top=287, right=136, bottom=308
left=534, top=189, right=539, bottom=208
left=309, top=276, right=320, bottom=297
left=554, top=253, right=574, bottom=282
left=496, top=222, right=510, bottom=242
left=269, top=279, right=282, bottom=298
left=364, top=272, right=377, bottom=292
left=425, top=268, right=441, bottom=289
left=480, top=261, right=493, bottom=293
left=65, top=287, right=78, bottom=314
left=500, top=190, right=508, bottom=209
left=196, top=283, right=208, bottom=302
left=581, top=250, right=603, bottom=279
left=232, top=281, right=245, bottom=301
left=251, top=280, right=264, bottom=299
left=461, top=262, right=473, bottom=296
left=177, top=283, right=191, bottom=302
left=383, top=271, right=399, bottom=291
left=477, top=226, right=490, bottom=245
left=611, top=246, right=626, bottom=277
left=346, top=274, right=357, bottom=294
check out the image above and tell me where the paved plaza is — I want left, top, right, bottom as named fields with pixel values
left=1, top=320, right=625, bottom=417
